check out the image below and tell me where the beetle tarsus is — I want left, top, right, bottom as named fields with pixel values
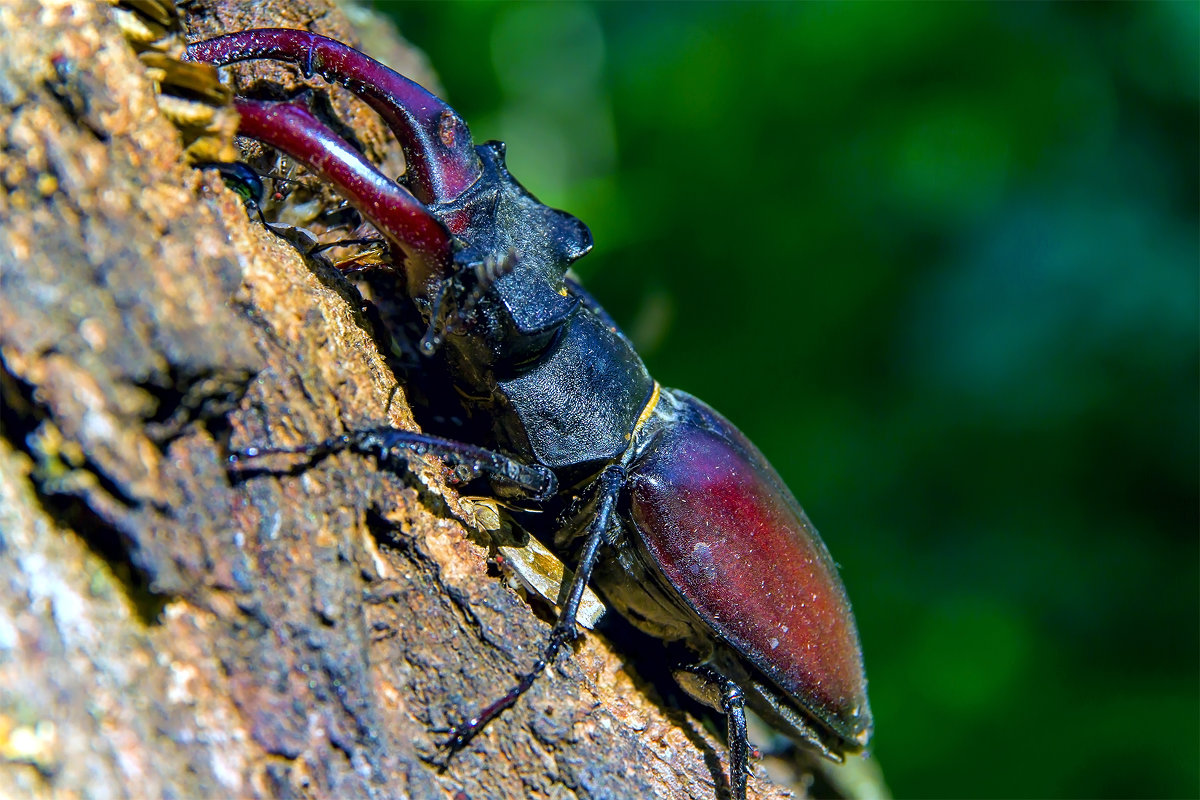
left=440, top=634, right=559, bottom=757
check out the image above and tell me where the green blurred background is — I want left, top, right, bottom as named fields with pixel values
left=381, top=3, right=1198, bottom=797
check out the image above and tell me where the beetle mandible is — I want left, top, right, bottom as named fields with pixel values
left=187, top=28, right=872, bottom=799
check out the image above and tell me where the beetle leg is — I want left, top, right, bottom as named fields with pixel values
left=723, top=680, right=751, bottom=800
left=550, top=464, right=623, bottom=642
left=306, top=236, right=384, bottom=255
left=230, top=427, right=557, bottom=502
left=442, top=464, right=625, bottom=756
left=673, top=664, right=752, bottom=800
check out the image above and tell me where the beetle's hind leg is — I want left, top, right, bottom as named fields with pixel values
left=441, top=464, right=625, bottom=758
left=673, top=664, right=752, bottom=800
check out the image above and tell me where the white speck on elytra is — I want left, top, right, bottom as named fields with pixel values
left=769, top=638, right=779, bottom=650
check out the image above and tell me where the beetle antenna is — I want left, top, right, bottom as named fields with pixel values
left=446, top=248, right=517, bottom=335
left=419, top=279, right=453, bottom=355
left=419, top=249, right=517, bottom=355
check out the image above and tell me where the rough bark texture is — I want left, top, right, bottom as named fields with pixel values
left=0, top=1, right=802, bottom=799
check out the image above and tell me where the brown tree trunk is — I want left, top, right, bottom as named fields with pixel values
left=0, top=2, right=801, bottom=798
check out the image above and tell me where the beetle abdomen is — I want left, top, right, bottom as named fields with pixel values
left=628, top=392, right=872, bottom=749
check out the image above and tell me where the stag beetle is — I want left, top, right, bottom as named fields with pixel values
left=187, top=29, right=872, bottom=799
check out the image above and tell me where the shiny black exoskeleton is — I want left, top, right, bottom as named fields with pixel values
left=189, top=29, right=872, bottom=800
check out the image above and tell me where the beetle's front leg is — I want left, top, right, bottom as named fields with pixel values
left=231, top=427, right=557, bottom=502
left=443, top=464, right=625, bottom=755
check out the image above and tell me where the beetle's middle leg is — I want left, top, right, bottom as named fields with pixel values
left=442, top=464, right=626, bottom=755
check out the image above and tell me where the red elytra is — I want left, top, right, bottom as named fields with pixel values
left=629, top=396, right=871, bottom=747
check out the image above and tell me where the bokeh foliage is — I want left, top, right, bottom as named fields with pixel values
left=385, top=3, right=1199, bottom=797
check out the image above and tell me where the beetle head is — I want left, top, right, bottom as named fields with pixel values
left=434, top=141, right=593, bottom=370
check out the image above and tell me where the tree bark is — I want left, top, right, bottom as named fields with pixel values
left=0, top=1, right=802, bottom=798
